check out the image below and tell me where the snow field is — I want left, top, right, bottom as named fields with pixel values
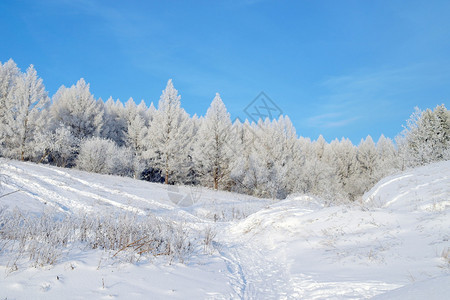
left=0, top=159, right=449, bottom=299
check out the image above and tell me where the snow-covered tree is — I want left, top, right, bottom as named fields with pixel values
left=122, top=98, right=150, bottom=178
left=39, top=126, right=78, bottom=167
left=0, top=59, right=20, bottom=156
left=296, top=136, right=341, bottom=200
left=328, top=138, right=358, bottom=198
left=229, top=116, right=301, bottom=199
left=250, top=116, right=301, bottom=198
left=400, top=105, right=450, bottom=166
left=193, top=93, right=234, bottom=190
left=101, top=97, right=127, bottom=146
left=6, top=65, right=50, bottom=160
left=376, top=134, right=398, bottom=178
left=0, top=59, right=19, bottom=119
left=50, top=78, right=104, bottom=140
left=144, top=79, right=194, bottom=184
left=0, top=64, right=50, bottom=160
left=354, top=135, right=379, bottom=197
left=76, top=137, right=133, bottom=176
left=229, top=119, right=261, bottom=195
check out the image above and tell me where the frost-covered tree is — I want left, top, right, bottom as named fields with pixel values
left=353, top=135, right=379, bottom=197
left=0, top=59, right=19, bottom=119
left=229, top=119, right=261, bottom=195
left=50, top=78, right=104, bottom=140
left=250, top=116, right=301, bottom=198
left=37, top=126, right=78, bottom=167
left=122, top=98, right=150, bottom=178
left=0, top=59, right=20, bottom=156
left=296, top=136, right=340, bottom=200
left=313, top=135, right=328, bottom=160
left=399, top=105, right=450, bottom=166
left=229, top=116, right=301, bottom=199
left=2, top=65, right=50, bottom=160
left=76, top=137, right=133, bottom=176
left=101, top=97, right=127, bottom=146
left=273, top=116, right=303, bottom=197
left=376, top=134, right=398, bottom=178
left=193, top=93, right=234, bottom=190
left=328, top=138, right=358, bottom=198
left=144, top=79, right=193, bottom=184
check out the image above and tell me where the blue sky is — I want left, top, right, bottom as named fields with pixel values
left=1, top=0, right=449, bottom=143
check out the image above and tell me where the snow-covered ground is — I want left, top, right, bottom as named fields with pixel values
left=0, top=159, right=449, bottom=299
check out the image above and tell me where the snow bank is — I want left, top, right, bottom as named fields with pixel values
left=227, top=161, right=450, bottom=298
left=363, top=160, right=450, bottom=211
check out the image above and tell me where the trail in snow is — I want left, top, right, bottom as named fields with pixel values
left=217, top=237, right=296, bottom=299
left=37, top=164, right=175, bottom=210
left=1, top=162, right=207, bottom=223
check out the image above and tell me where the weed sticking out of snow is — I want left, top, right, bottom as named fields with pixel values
left=0, top=208, right=202, bottom=272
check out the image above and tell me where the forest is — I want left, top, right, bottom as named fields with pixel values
left=1, top=59, right=449, bottom=202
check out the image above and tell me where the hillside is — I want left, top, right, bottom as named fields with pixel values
left=0, top=159, right=449, bottom=299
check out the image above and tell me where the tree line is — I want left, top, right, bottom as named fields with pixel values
left=1, top=59, right=449, bottom=201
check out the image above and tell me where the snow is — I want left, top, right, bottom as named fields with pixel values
left=1, top=159, right=449, bottom=299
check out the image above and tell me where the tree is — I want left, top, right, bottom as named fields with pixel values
left=0, top=64, right=49, bottom=160
left=123, top=98, right=149, bottom=179
left=229, top=119, right=253, bottom=194
left=0, top=59, right=20, bottom=156
left=37, top=126, right=78, bottom=167
left=193, top=93, right=234, bottom=190
left=144, top=79, right=193, bottom=184
left=250, top=116, right=301, bottom=198
left=0, top=59, right=19, bottom=120
left=400, top=105, right=450, bottom=166
left=50, top=78, right=104, bottom=140
left=376, top=134, right=397, bottom=178
left=328, top=138, right=358, bottom=198
left=101, top=97, right=127, bottom=146
left=296, top=136, right=341, bottom=200
left=354, top=135, right=379, bottom=197
left=76, top=137, right=133, bottom=176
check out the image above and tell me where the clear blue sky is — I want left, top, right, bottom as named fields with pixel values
left=1, top=0, right=449, bottom=143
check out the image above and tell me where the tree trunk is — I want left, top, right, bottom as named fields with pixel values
left=20, top=114, right=29, bottom=161
left=213, top=166, right=218, bottom=190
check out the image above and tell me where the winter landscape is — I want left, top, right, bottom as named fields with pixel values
left=1, top=1, right=450, bottom=299
left=0, top=58, right=449, bottom=299
left=0, top=151, right=449, bottom=299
